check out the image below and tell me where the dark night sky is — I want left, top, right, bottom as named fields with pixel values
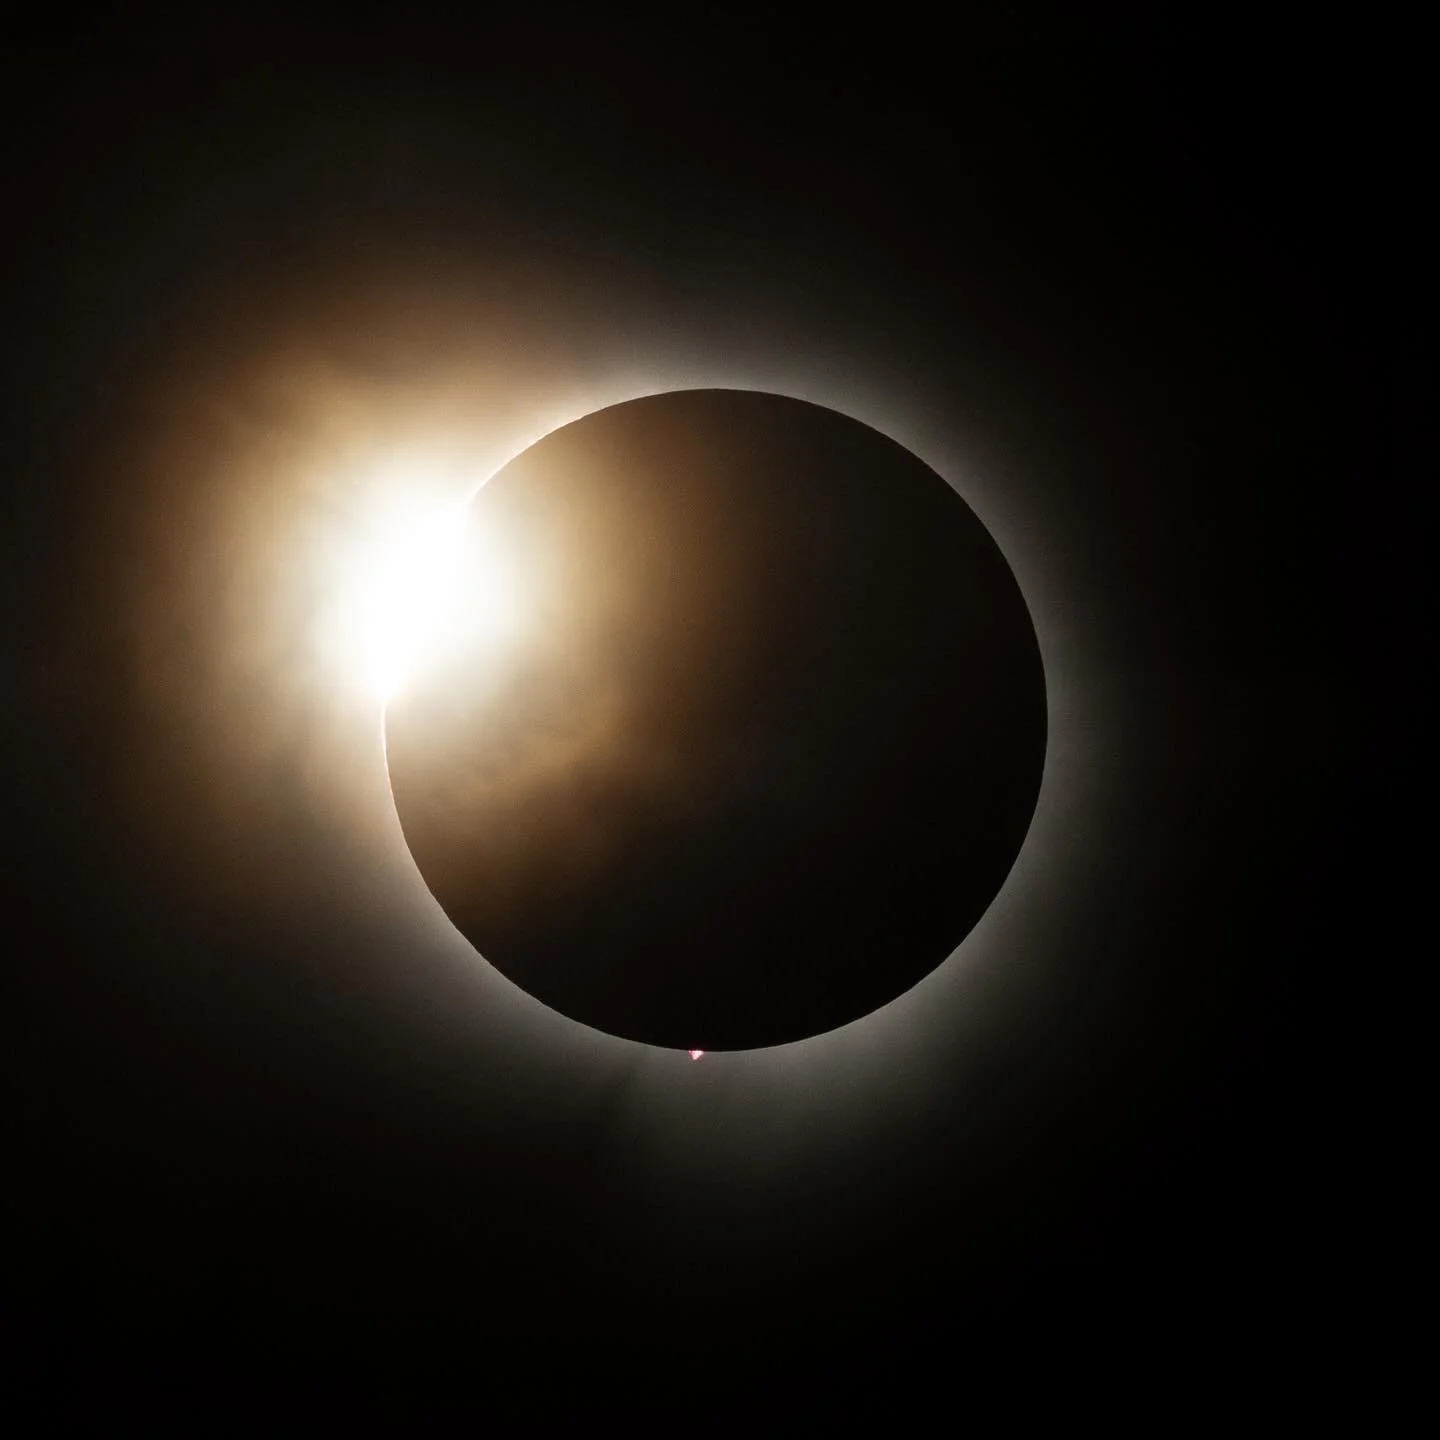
left=0, top=9, right=1409, bottom=1417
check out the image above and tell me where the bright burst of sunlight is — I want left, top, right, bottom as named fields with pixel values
left=313, top=454, right=526, bottom=705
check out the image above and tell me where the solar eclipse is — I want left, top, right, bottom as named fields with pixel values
left=382, top=390, right=1047, bottom=1051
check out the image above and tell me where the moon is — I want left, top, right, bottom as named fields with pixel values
left=383, top=389, right=1047, bottom=1051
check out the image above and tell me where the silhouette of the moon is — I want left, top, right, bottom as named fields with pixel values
left=384, top=390, right=1046, bottom=1051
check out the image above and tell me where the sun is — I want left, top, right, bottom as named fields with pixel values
left=352, top=502, right=468, bottom=701
left=313, top=456, right=526, bottom=705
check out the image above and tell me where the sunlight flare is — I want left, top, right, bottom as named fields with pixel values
left=313, top=456, right=527, bottom=704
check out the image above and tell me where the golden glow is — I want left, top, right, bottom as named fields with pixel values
left=314, top=458, right=527, bottom=703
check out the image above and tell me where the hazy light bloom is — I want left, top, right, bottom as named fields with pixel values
left=314, top=461, right=528, bottom=704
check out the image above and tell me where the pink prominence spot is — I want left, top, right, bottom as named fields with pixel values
left=688, top=1049, right=705, bottom=1061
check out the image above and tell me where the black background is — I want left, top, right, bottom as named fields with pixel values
left=1, top=8, right=1409, bottom=1418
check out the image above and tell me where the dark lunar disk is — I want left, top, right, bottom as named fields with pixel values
left=384, top=390, right=1047, bottom=1050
